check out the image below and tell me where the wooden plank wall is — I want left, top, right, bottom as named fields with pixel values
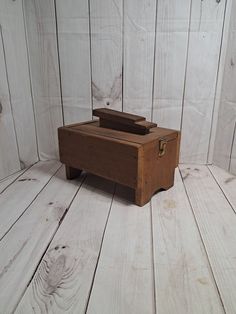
left=0, top=0, right=39, bottom=180
left=0, top=0, right=231, bottom=178
left=213, top=0, right=236, bottom=175
left=23, top=0, right=228, bottom=165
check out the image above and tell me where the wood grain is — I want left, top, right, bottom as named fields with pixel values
left=180, top=165, right=236, bottom=313
left=0, top=166, right=82, bottom=314
left=123, top=0, right=156, bottom=120
left=0, top=0, right=38, bottom=167
left=181, top=0, right=227, bottom=163
left=87, top=185, right=154, bottom=314
left=0, top=25, right=20, bottom=179
left=0, top=161, right=60, bottom=240
left=15, top=175, right=115, bottom=313
left=55, top=0, right=92, bottom=124
left=209, top=165, right=236, bottom=213
left=23, top=0, right=64, bottom=160
left=207, top=0, right=233, bottom=164
left=213, top=0, right=236, bottom=174
left=152, top=0, right=191, bottom=130
left=152, top=169, right=223, bottom=314
left=0, top=168, right=28, bottom=194
left=90, top=0, right=123, bottom=110
left=58, top=126, right=140, bottom=188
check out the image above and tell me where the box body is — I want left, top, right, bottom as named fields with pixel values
left=58, top=120, right=180, bottom=206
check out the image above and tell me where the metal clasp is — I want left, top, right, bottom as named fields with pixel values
left=159, top=138, right=167, bottom=157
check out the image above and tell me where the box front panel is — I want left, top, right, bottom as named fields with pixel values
left=58, top=128, right=140, bottom=188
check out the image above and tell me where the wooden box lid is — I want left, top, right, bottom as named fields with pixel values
left=63, top=108, right=179, bottom=145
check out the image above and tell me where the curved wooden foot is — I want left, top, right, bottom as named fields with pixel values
left=135, top=183, right=174, bottom=207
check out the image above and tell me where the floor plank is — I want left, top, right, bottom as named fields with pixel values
left=15, top=175, right=115, bottom=314
left=87, top=185, right=155, bottom=314
left=0, top=167, right=82, bottom=313
left=0, top=161, right=60, bottom=240
left=152, top=169, right=223, bottom=314
left=209, top=165, right=236, bottom=213
left=180, top=165, right=236, bottom=314
left=0, top=168, right=28, bottom=194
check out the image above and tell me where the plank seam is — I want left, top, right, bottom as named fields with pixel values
left=13, top=174, right=87, bottom=313
left=150, top=0, right=159, bottom=123
left=54, top=0, right=65, bottom=126
left=208, top=165, right=236, bottom=215
left=121, top=0, right=124, bottom=112
left=150, top=201, right=157, bottom=314
left=207, top=0, right=228, bottom=164
left=84, top=184, right=117, bottom=313
left=180, top=0, right=193, bottom=132
left=0, top=163, right=36, bottom=195
left=88, top=0, right=94, bottom=117
left=21, top=0, right=40, bottom=161
left=0, top=164, right=62, bottom=242
left=228, top=121, right=236, bottom=172
left=179, top=166, right=227, bottom=314
left=0, top=24, right=21, bottom=168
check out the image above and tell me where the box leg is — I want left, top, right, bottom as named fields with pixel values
left=135, top=188, right=152, bottom=207
left=65, top=165, right=82, bottom=180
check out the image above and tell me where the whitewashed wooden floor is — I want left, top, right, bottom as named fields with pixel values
left=0, top=161, right=236, bottom=314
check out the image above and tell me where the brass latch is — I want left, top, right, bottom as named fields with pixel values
left=159, top=138, right=167, bottom=157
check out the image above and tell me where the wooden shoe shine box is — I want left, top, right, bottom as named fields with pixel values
left=58, top=108, right=180, bottom=206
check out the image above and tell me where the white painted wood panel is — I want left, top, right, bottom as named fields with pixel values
left=152, top=169, right=223, bottom=314
left=16, top=175, right=114, bottom=313
left=0, top=0, right=38, bottom=167
left=87, top=186, right=154, bottom=314
left=152, top=0, right=191, bottom=129
left=180, top=165, right=236, bottom=313
left=230, top=126, right=236, bottom=173
left=56, top=0, right=92, bottom=124
left=213, top=0, right=236, bottom=174
left=207, top=0, right=233, bottom=164
left=0, top=167, right=82, bottom=314
left=181, top=0, right=226, bottom=163
left=0, top=161, right=60, bottom=240
left=90, top=0, right=123, bottom=110
left=0, top=25, right=20, bottom=179
left=123, top=0, right=156, bottom=120
left=23, top=0, right=63, bottom=160
left=0, top=168, right=28, bottom=194
left=209, top=165, right=236, bottom=212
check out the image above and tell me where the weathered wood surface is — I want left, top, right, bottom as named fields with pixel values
left=207, top=0, right=233, bottom=164
left=0, top=161, right=60, bottom=240
left=23, top=0, right=64, bottom=160
left=181, top=0, right=227, bottom=163
left=213, top=0, right=236, bottom=174
left=123, top=0, right=156, bottom=120
left=0, top=166, right=82, bottom=314
left=0, top=164, right=235, bottom=312
left=180, top=165, right=236, bottom=313
left=0, top=168, right=28, bottom=194
left=0, top=0, right=38, bottom=168
left=152, top=0, right=191, bottom=130
left=90, top=0, right=123, bottom=110
left=87, top=186, right=154, bottom=314
left=0, top=24, right=21, bottom=179
left=209, top=165, right=236, bottom=213
left=152, top=169, right=223, bottom=314
left=16, top=175, right=115, bottom=313
left=55, top=0, right=92, bottom=124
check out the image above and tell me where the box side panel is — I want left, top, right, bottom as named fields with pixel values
left=142, top=137, right=178, bottom=201
left=58, top=128, right=139, bottom=188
